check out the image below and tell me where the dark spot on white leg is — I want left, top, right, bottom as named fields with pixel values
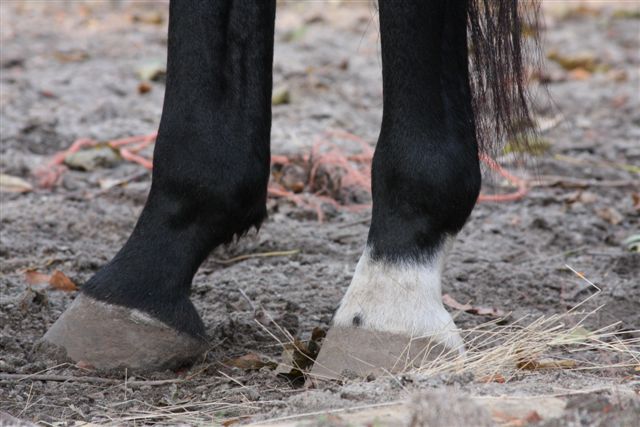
left=352, top=314, right=362, bottom=327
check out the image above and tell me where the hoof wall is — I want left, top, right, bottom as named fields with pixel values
left=310, top=327, right=456, bottom=380
left=39, top=294, right=206, bottom=372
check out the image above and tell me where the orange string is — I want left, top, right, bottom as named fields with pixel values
left=477, top=153, right=528, bottom=202
left=35, top=133, right=158, bottom=187
left=37, top=130, right=527, bottom=221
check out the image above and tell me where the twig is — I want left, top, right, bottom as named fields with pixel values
left=0, top=373, right=184, bottom=386
left=336, top=216, right=371, bottom=229
left=554, top=154, right=640, bottom=174
left=211, top=249, right=300, bottom=265
left=18, top=382, right=34, bottom=417
left=532, top=176, right=637, bottom=189
left=238, top=287, right=256, bottom=311
left=217, top=370, right=249, bottom=390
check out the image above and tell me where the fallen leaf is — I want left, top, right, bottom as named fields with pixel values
left=0, top=174, right=33, bottom=193
left=275, top=327, right=326, bottom=382
left=76, top=360, right=94, bottom=370
left=568, top=68, right=591, bottom=80
left=54, top=50, right=89, bottom=63
left=491, top=410, right=527, bottom=427
left=563, top=5, right=602, bottom=19
left=223, top=353, right=277, bottom=371
left=612, top=9, right=640, bottom=19
left=442, top=294, right=506, bottom=318
left=137, top=62, right=166, bottom=82
left=479, top=373, right=506, bottom=383
left=131, top=11, right=164, bottom=25
left=517, top=358, right=576, bottom=371
left=311, top=326, right=326, bottom=342
left=272, top=85, right=291, bottom=105
left=49, top=270, right=78, bottom=292
left=98, top=178, right=122, bottom=190
left=282, top=339, right=315, bottom=371
left=504, top=135, right=552, bottom=156
left=597, top=207, right=624, bottom=225
left=547, top=50, right=600, bottom=72
left=631, top=193, right=640, bottom=212
left=279, top=164, right=306, bottom=193
left=24, top=270, right=51, bottom=285
left=138, top=81, right=152, bottom=94
left=565, top=190, right=597, bottom=204
left=98, top=172, right=148, bottom=191
left=220, top=416, right=251, bottom=427
left=39, top=89, right=57, bottom=98
left=525, top=411, right=542, bottom=423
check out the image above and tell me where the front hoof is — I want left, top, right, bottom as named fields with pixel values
left=39, top=294, right=207, bottom=372
left=311, top=327, right=462, bottom=380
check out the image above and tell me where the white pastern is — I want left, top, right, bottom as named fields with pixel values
left=333, top=243, right=464, bottom=353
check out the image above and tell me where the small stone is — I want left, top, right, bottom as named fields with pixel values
left=64, top=146, right=120, bottom=171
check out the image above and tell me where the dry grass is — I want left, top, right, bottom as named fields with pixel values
left=266, top=264, right=638, bottom=384
left=399, top=265, right=639, bottom=381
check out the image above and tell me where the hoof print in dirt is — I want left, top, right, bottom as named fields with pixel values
left=39, top=294, right=207, bottom=372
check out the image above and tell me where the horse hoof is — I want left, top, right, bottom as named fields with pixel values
left=310, top=326, right=461, bottom=380
left=38, top=294, right=207, bottom=372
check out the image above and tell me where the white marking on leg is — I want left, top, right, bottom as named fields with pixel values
left=333, top=240, right=464, bottom=353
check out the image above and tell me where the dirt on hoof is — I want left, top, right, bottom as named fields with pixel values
left=39, top=294, right=206, bottom=372
left=311, top=327, right=454, bottom=380
left=1, top=1, right=639, bottom=426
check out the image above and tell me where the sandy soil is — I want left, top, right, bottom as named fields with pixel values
left=1, top=1, right=638, bottom=426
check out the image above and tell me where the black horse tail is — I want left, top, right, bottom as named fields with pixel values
left=467, top=0, right=542, bottom=155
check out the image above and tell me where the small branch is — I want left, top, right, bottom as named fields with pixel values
left=336, top=217, right=371, bottom=229
left=0, top=373, right=184, bottom=386
left=554, top=154, right=640, bottom=174
left=237, top=287, right=256, bottom=312
left=211, top=249, right=300, bottom=265
left=531, top=176, right=637, bottom=189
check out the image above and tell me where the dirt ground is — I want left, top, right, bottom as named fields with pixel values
left=1, top=1, right=639, bottom=426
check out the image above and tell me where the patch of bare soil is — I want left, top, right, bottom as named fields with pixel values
left=1, top=1, right=638, bottom=426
